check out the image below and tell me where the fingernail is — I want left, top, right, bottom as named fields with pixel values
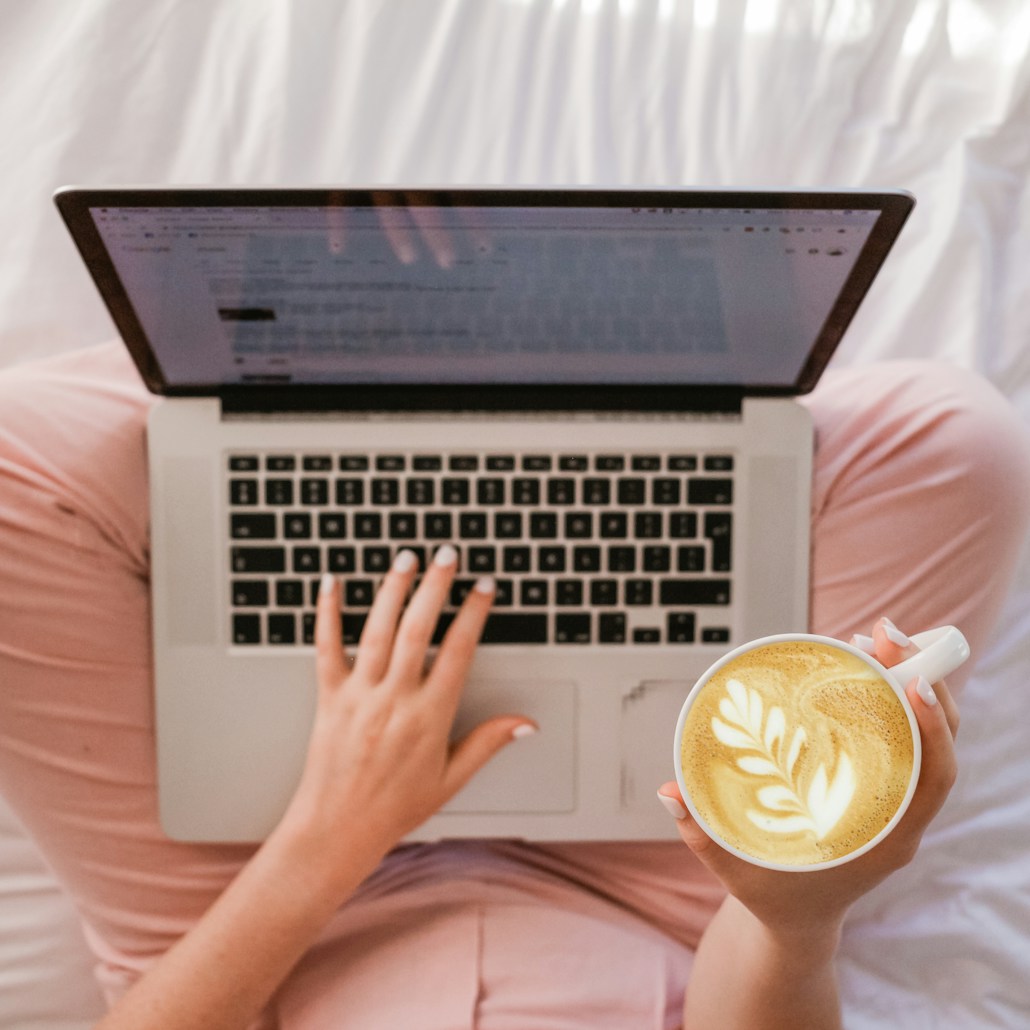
left=882, top=618, right=911, bottom=648
left=915, top=675, right=938, bottom=708
left=512, top=723, right=537, bottom=740
left=319, top=573, right=336, bottom=597
left=393, top=549, right=417, bottom=573
left=474, top=575, right=496, bottom=595
left=851, top=634, right=876, bottom=655
left=433, top=544, right=458, bottom=567
left=657, top=790, right=688, bottom=820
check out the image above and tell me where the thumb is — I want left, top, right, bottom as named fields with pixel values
left=443, top=717, right=537, bottom=799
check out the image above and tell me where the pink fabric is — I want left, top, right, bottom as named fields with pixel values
left=1, top=344, right=1028, bottom=1028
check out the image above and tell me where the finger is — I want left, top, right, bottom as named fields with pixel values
left=656, top=783, right=728, bottom=862
left=373, top=191, right=417, bottom=265
left=423, top=575, right=495, bottom=706
left=929, top=676, right=960, bottom=739
left=870, top=616, right=919, bottom=669
left=352, top=549, right=419, bottom=682
left=898, top=676, right=959, bottom=832
left=315, top=573, right=348, bottom=689
left=442, top=716, right=537, bottom=799
left=406, top=193, right=456, bottom=269
left=386, top=544, right=460, bottom=685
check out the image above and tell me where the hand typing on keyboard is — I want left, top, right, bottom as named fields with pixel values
left=275, top=544, right=537, bottom=871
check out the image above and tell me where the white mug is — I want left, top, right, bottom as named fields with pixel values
left=674, top=625, right=970, bottom=872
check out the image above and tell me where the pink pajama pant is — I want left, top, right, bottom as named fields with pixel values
left=1, top=343, right=1029, bottom=1029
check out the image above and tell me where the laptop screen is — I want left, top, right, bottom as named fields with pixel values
left=56, top=188, right=913, bottom=405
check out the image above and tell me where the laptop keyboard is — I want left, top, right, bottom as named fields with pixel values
left=227, top=451, right=734, bottom=647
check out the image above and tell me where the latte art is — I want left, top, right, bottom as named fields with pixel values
left=680, top=641, right=915, bottom=866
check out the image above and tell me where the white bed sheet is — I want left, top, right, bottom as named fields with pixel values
left=0, top=1, right=1028, bottom=1027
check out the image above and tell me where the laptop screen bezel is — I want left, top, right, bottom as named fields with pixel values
left=54, top=186, right=914, bottom=411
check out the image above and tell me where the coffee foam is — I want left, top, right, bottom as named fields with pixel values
left=680, top=640, right=914, bottom=866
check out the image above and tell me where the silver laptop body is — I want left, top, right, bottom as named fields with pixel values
left=56, top=186, right=913, bottom=842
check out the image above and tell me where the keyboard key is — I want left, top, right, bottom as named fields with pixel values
left=669, top=512, right=698, bottom=538
left=363, top=547, right=391, bottom=573
left=555, top=613, right=591, bottom=644
left=283, top=513, right=312, bottom=539
left=590, top=579, right=618, bottom=606
left=486, top=455, right=516, bottom=471
left=459, top=513, right=488, bottom=539
left=300, top=479, right=329, bottom=505
left=406, top=478, right=436, bottom=505
left=231, top=580, right=269, bottom=606
left=266, top=456, right=296, bottom=471
left=555, top=580, right=583, bottom=606
left=667, top=454, right=698, bottom=471
left=502, top=546, right=532, bottom=573
left=468, top=547, right=497, bottom=573
left=376, top=455, right=406, bottom=471
left=230, top=513, right=276, bottom=539
left=327, top=547, right=357, bottom=573
left=595, top=455, right=625, bottom=471
left=599, top=612, right=627, bottom=643
left=642, top=546, right=671, bottom=572
left=441, top=479, right=470, bottom=505
left=268, top=613, right=296, bottom=644
left=632, top=627, right=661, bottom=644
left=704, top=455, right=735, bottom=471
left=494, top=512, right=523, bottom=539
left=389, top=512, right=418, bottom=539
left=564, top=512, right=593, bottom=539
left=558, top=455, right=588, bottom=471
left=634, top=512, right=662, bottom=539
left=339, top=455, right=369, bottom=471
left=573, top=546, right=602, bottom=573
left=345, top=580, right=375, bottom=607
left=631, top=455, right=661, bottom=471
left=413, top=455, right=443, bottom=471
left=529, top=512, right=558, bottom=538
left=520, top=580, right=549, bottom=606
left=371, top=479, right=400, bottom=505
left=265, top=479, right=294, bottom=505
left=705, top=512, right=733, bottom=572
left=659, top=579, right=732, bottom=605
left=688, top=478, right=734, bottom=505
left=354, top=512, right=382, bottom=538
left=229, top=455, right=259, bottom=471
left=617, top=478, right=646, bottom=504
left=275, top=580, right=305, bottom=607
left=424, top=512, right=453, bottom=539
left=599, top=512, right=628, bottom=538
left=318, top=513, right=347, bottom=539
left=302, top=613, right=316, bottom=644
left=480, top=612, right=548, bottom=644
left=449, top=455, right=479, bottom=471
left=677, top=545, right=706, bottom=572
left=233, top=613, right=262, bottom=644
left=231, top=547, right=286, bottom=573
left=335, top=478, right=365, bottom=505
left=477, top=478, right=506, bottom=505
left=702, top=627, right=731, bottom=643
left=547, top=478, right=576, bottom=505
left=607, top=546, right=636, bottom=573
left=582, top=478, right=611, bottom=505
left=292, top=547, right=321, bottom=573
left=302, top=455, right=332, bottom=471
left=342, top=613, right=369, bottom=645
left=523, top=455, right=552, bottom=471
left=668, top=612, right=696, bottom=643
left=625, top=579, right=653, bottom=605
left=652, top=478, right=681, bottom=505
left=229, top=479, right=259, bottom=505
left=538, top=546, right=566, bottom=573
left=512, top=478, right=541, bottom=504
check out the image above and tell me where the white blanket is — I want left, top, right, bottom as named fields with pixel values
left=1, top=2, right=1028, bottom=1026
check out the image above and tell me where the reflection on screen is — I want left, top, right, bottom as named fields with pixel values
left=90, top=203, right=877, bottom=387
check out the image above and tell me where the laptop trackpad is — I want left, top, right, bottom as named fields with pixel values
left=442, top=679, right=577, bottom=814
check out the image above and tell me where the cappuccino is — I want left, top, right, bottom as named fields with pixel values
left=679, top=640, right=914, bottom=867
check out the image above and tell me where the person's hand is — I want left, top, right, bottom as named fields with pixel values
left=276, top=545, right=534, bottom=888
left=658, top=616, right=960, bottom=941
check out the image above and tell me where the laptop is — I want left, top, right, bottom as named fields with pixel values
left=55, top=186, right=913, bottom=842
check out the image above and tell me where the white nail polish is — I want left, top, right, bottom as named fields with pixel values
left=657, top=791, right=688, bottom=820
left=512, top=723, right=537, bottom=740
left=319, top=573, right=336, bottom=597
left=882, top=619, right=911, bottom=648
left=915, top=675, right=938, bottom=707
left=474, top=575, right=496, bottom=595
left=393, top=549, right=417, bottom=573
left=433, top=544, right=458, bottom=567
left=851, top=634, right=876, bottom=655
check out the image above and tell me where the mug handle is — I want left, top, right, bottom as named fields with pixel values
left=888, top=626, right=970, bottom=687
